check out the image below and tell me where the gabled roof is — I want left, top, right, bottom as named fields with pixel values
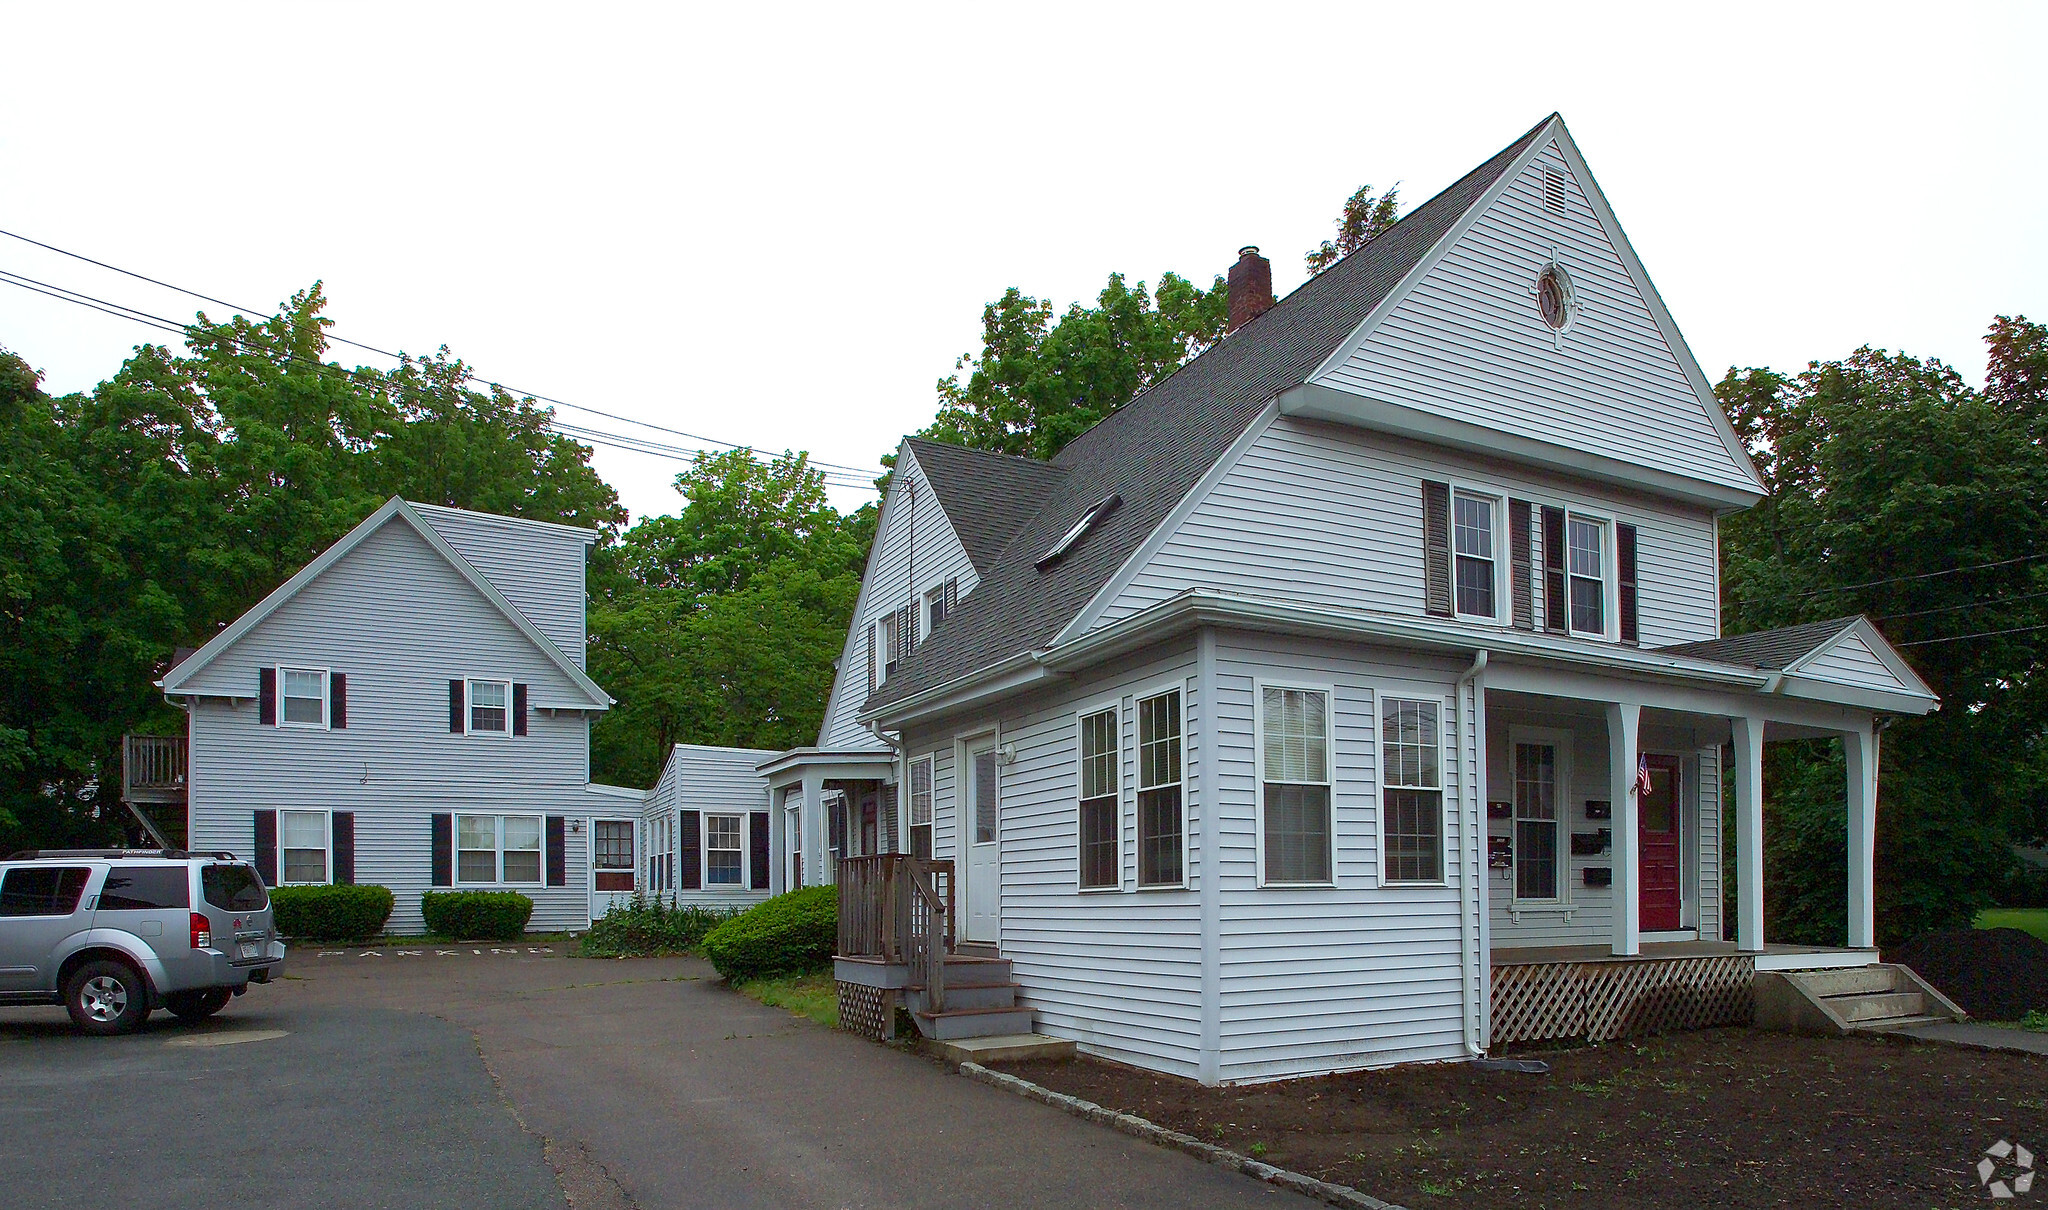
left=159, top=496, right=612, bottom=708
left=1658, top=614, right=1937, bottom=706
left=865, top=115, right=1556, bottom=713
left=1656, top=617, right=1867, bottom=670
left=903, top=437, right=1068, bottom=574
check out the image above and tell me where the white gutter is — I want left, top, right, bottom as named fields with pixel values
left=1455, top=650, right=1488, bottom=1057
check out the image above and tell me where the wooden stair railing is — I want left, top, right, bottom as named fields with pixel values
left=906, top=857, right=947, bottom=1013
left=835, top=854, right=955, bottom=1011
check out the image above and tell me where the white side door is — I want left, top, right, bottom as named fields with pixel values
left=588, top=819, right=637, bottom=920
left=963, top=743, right=1000, bottom=944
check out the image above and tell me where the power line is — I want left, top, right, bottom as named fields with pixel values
left=0, top=271, right=877, bottom=492
left=1875, top=588, right=2048, bottom=623
left=1778, top=552, right=2048, bottom=599
left=1896, top=623, right=2048, bottom=648
left=0, top=226, right=881, bottom=478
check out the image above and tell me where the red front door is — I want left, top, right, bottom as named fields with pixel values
left=1639, top=754, right=1683, bottom=931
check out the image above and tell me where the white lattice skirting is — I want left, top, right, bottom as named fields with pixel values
left=1491, top=955, right=1755, bottom=1046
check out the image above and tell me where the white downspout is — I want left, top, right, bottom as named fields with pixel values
left=1456, top=650, right=1489, bottom=1057
left=866, top=721, right=907, bottom=853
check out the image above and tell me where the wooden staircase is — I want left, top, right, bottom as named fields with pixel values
left=1754, top=963, right=1968, bottom=1035
left=906, top=953, right=1034, bottom=1040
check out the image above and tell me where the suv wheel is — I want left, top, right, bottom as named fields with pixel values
left=165, top=988, right=232, bottom=1021
left=63, top=959, right=152, bottom=1036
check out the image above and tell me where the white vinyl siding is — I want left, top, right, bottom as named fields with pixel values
left=410, top=503, right=594, bottom=667
left=1797, top=632, right=1913, bottom=691
left=1094, top=418, right=1721, bottom=648
left=641, top=743, right=777, bottom=908
left=816, top=445, right=980, bottom=749
left=1314, top=138, right=1758, bottom=495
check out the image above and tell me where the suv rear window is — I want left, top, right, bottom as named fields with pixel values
left=202, top=864, right=268, bottom=912
left=99, top=866, right=190, bottom=910
left=0, top=867, right=92, bottom=917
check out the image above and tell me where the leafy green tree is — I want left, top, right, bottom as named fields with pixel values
left=1716, top=317, right=2048, bottom=943
left=1304, top=183, right=1402, bottom=275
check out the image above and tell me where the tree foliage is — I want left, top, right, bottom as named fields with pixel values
left=0, top=287, right=622, bottom=852
left=1716, top=316, right=2048, bottom=944
left=1304, top=183, right=1402, bottom=276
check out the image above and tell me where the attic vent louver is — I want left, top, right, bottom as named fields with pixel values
left=1036, top=494, right=1121, bottom=571
left=1542, top=166, right=1568, bottom=216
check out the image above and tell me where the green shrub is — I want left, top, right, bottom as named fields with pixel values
left=269, top=884, right=395, bottom=941
left=702, top=885, right=836, bottom=982
left=580, top=892, right=740, bottom=958
left=420, top=890, right=533, bottom=940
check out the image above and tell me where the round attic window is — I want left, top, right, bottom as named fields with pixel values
left=1536, top=264, right=1574, bottom=331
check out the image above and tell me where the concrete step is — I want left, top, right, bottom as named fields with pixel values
left=914, top=1006, right=1036, bottom=1041
left=1855, top=1014, right=1957, bottom=1033
left=908, top=982, right=1019, bottom=1013
left=925, top=1032, right=1076, bottom=1065
left=941, top=956, right=1012, bottom=987
left=1799, top=966, right=1898, bottom=997
left=1833, top=991, right=1926, bottom=1023
left=953, top=941, right=1001, bottom=959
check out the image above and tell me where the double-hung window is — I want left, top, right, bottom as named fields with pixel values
left=468, top=679, right=511, bottom=734
left=1514, top=741, right=1561, bottom=900
left=1261, top=687, right=1332, bottom=884
left=1381, top=700, right=1444, bottom=883
left=1136, top=690, right=1182, bottom=887
left=281, top=810, right=330, bottom=884
left=1077, top=707, right=1119, bottom=890
left=457, top=814, right=543, bottom=885
left=909, top=756, right=934, bottom=860
left=706, top=814, right=744, bottom=886
left=1566, top=516, right=1607, bottom=637
left=280, top=668, right=328, bottom=727
left=1452, top=492, right=1498, bottom=620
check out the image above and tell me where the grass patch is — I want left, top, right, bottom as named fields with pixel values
left=1976, top=908, right=2048, bottom=944
left=734, top=969, right=837, bottom=1028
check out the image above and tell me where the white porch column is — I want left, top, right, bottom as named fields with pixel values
left=800, top=772, right=825, bottom=887
left=1731, top=716, right=1766, bottom=952
left=1844, top=722, right=1879, bottom=949
left=1606, top=701, right=1642, bottom=956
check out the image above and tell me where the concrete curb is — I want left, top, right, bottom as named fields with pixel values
left=957, top=1061, right=1408, bottom=1210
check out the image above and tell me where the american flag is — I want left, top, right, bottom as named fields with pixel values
left=1634, top=754, right=1654, bottom=798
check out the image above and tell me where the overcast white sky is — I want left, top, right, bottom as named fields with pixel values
left=2, top=2, right=2043, bottom=522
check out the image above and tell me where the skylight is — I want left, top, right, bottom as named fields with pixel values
left=1035, top=494, right=1121, bottom=571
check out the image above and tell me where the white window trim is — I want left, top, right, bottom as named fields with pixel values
left=1131, top=678, right=1189, bottom=892
left=465, top=677, right=515, bottom=737
left=591, top=818, right=637, bottom=874
left=1074, top=697, right=1124, bottom=894
left=1448, top=486, right=1508, bottom=626
left=277, top=808, right=332, bottom=886
left=276, top=665, right=330, bottom=730
left=1506, top=725, right=1573, bottom=905
left=702, top=811, right=747, bottom=891
left=455, top=813, right=546, bottom=887
left=1562, top=510, right=1618, bottom=642
left=923, top=583, right=951, bottom=642
left=1254, top=679, right=1339, bottom=889
left=1376, top=691, right=1453, bottom=888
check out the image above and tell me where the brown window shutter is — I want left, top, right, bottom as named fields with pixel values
left=448, top=680, right=465, bottom=733
left=1421, top=480, right=1453, bottom=617
left=945, top=578, right=958, bottom=615
left=866, top=622, right=876, bottom=693
left=431, top=813, right=453, bottom=886
left=545, top=816, right=566, bottom=886
left=749, top=811, right=770, bottom=890
left=513, top=683, right=528, bottom=736
left=332, top=812, right=355, bottom=884
left=253, top=810, right=277, bottom=884
left=258, top=668, right=277, bottom=726
left=1617, top=523, right=1640, bottom=644
left=679, top=810, right=702, bottom=890
left=880, top=784, right=899, bottom=854
left=1508, top=499, right=1535, bottom=631
left=330, top=673, right=347, bottom=729
left=1542, top=506, right=1568, bottom=634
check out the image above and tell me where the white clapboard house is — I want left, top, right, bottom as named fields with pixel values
left=151, top=498, right=661, bottom=933
left=763, top=113, right=1946, bottom=1081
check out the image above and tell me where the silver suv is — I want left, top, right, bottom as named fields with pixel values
left=0, top=849, right=286, bottom=1035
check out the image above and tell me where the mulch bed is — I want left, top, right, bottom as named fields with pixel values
left=996, top=1029, right=2047, bottom=1209
left=1887, top=927, right=2048, bottom=1020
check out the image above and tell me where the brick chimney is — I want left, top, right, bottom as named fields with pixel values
left=1227, top=245, right=1274, bottom=334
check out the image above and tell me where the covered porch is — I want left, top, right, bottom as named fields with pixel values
left=757, top=747, right=899, bottom=890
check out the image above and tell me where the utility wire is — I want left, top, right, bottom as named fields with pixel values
left=1875, top=588, right=2048, bottom=623
left=0, top=271, right=878, bottom=491
left=1776, top=553, right=2048, bottom=599
left=0, top=227, right=881, bottom=478
left=1896, top=623, right=2048, bottom=648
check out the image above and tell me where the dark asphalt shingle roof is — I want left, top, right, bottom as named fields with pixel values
left=1655, top=617, right=1863, bottom=669
left=903, top=437, right=1068, bottom=575
left=865, top=115, right=1557, bottom=713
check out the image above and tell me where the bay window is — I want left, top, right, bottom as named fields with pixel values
left=1261, top=687, right=1332, bottom=884
left=1136, top=690, right=1182, bottom=887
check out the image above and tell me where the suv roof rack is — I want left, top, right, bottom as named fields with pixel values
left=4, top=848, right=193, bottom=861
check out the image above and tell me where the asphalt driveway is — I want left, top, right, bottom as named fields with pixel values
left=0, top=948, right=1306, bottom=1210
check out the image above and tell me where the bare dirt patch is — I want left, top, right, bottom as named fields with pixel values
left=996, top=1029, right=2047, bottom=1209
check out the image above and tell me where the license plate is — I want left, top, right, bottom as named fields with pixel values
left=238, top=941, right=260, bottom=960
